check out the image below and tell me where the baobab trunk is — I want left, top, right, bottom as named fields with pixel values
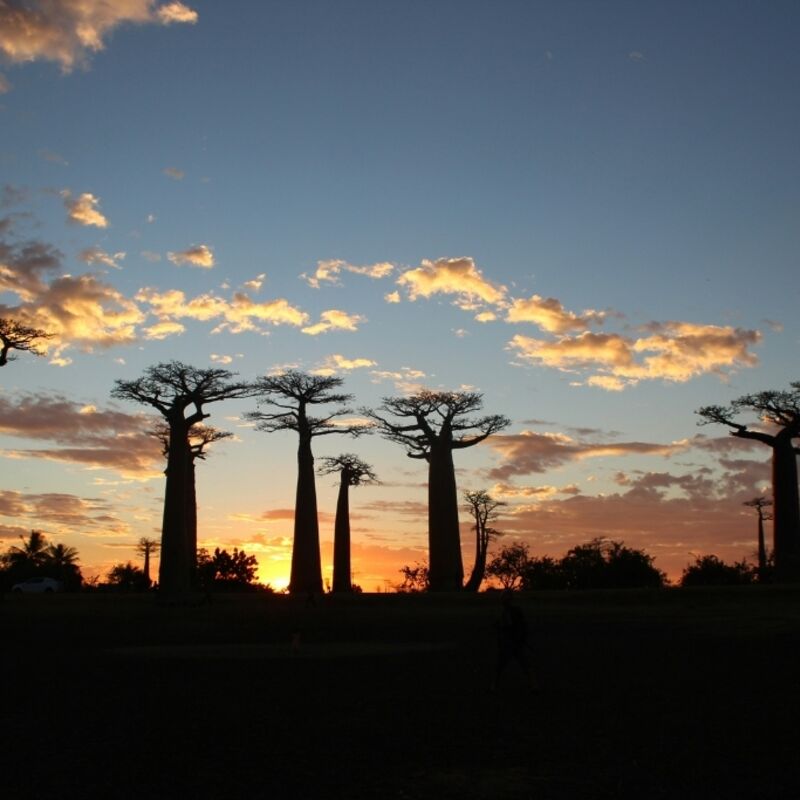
left=159, top=422, right=193, bottom=596
left=464, top=529, right=487, bottom=593
left=427, top=445, right=464, bottom=591
left=187, top=456, right=198, bottom=588
left=332, top=475, right=352, bottom=593
left=290, top=435, right=323, bottom=594
left=757, top=513, right=767, bottom=581
left=771, top=434, right=800, bottom=581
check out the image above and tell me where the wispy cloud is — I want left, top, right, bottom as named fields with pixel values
left=301, top=259, right=394, bottom=288
left=168, top=244, right=214, bottom=268
left=80, top=247, right=125, bottom=270
left=312, top=353, right=377, bottom=376
left=163, top=166, right=185, bottom=180
left=506, top=294, right=606, bottom=333
left=0, top=73, right=10, bottom=93
left=0, top=1, right=198, bottom=72
left=301, top=309, right=365, bottom=336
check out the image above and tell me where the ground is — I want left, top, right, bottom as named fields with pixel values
left=2, top=587, right=799, bottom=799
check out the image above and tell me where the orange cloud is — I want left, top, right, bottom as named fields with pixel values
left=62, top=191, right=108, bottom=228
left=168, top=244, right=215, bottom=268
left=312, top=353, right=377, bottom=376
left=506, top=294, right=606, bottom=333
left=79, top=247, right=126, bottom=269
left=301, top=309, right=365, bottom=336
left=396, top=257, right=507, bottom=308
left=301, top=259, right=394, bottom=288
left=0, top=1, right=198, bottom=72
left=508, top=322, right=761, bottom=389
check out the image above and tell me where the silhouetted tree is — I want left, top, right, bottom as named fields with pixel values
left=463, top=489, right=505, bottom=592
left=318, top=454, right=378, bottom=593
left=486, top=542, right=530, bottom=590
left=106, top=561, right=149, bottom=591
left=743, top=496, right=773, bottom=581
left=365, top=391, right=509, bottom=591
left=247, top=371, right=367, bottom=595
left=698, top=386, right=800, bottom=580
left=396, top=562, right=430, bottom=592
left=152, top=421, right=232, bottom=581
left=112, top=362, right=253, bottom=597
left=521, top=556, right=568, bottom=590
left=0, top=316, right=53, bottom=367
left=559, top=538, right=665, bottom=589
left=680, top=555, right=756, bottom=587
left=45, top=542, right=82, bottom=590
left=135, top=537, right=160, bottom=587
left=196, top=546, right=260, bottom=592
left=4, top=530, right=50, bottom=572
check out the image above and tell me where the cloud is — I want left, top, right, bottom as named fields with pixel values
left=140, top=250, right=161, bottom=261
left=136, top=286, right=308, bottom=335
left=243, top=273, right=266, bottom=291
left=301, top=259, right=394, bottom=288
left=0, top=393, right=161, bottom=479
left=488, top=429, right=688, bottom=480
left=312, top=353, right=377, bottom=376
left=369, top=366, right=427, bottom=393
left=628, top=51, right=646, bottom=62
left=0, top=1, right=198, bottom=72
left=210, top=353, right=233, bottom=365
left=156, top=2, right=198, bottom=24
left=1, top=185, right=28, bottom=208
left=79, top=247, right=125, bottom=269
left=396, top=257, right=507, bottom=309
left=384, top=291, right=401, bottom=304
left=143, top=320, right=185, bottom=340
left=0, top=73, right=11, bottom=93
left=61, top=189, right=108, bottom=228
left=62, top=191, right=108, bottom=228
left=301, top=309, right=365, bottom=336
left=39, top=148, right=68, bottom=165
left=163, top=166, right=185, bottom=180
left=168, top=244, right=214, bottom=268
left=508, top=322, right=761, bottom=389
left=506, top=294, right=606, bottom=333
left=0, top=489, right=124, bottom=532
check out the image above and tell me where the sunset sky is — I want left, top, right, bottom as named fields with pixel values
left=1, top=1, right=798, bottom=588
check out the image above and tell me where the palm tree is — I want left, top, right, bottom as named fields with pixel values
left=6, top=530, right=50, bottom=572
left=45, top=542, right=82, bottom=590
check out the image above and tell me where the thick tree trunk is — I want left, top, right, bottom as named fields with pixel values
left=427, top=445, right=464, bottom=591
left=772, top=435, right=800, bottom=581
left=143, top=549, right=151, bottom=586
left=332, top=477, right=352, bottom=592
left=159, top=421, right=192, bottom=596
left=289, top=435, right=323, bottom=594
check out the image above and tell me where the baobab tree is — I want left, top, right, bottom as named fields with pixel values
left=318, top=453, right=378, bottom=593
left=365, top=390, right=510, bottom=591
left=743, top=496, right=772, bottom=581
left=698, top=383, right=800, bottom=581
left=135, top=537, right=160, bottom=587
left=112, top=362, right=253, bottom=597
left=0, top=316, right=53, bottom=366
left=152, top=421, right=232, bottom=581
left=463, top=488, right=505, bottom=592
left=246, top=371, right=368, bottom=595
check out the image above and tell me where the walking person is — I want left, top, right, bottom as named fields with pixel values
left=491, top=589, right=538, bottom=691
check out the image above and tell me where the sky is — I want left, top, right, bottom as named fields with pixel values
left=1, top=0, right=798, bottom=589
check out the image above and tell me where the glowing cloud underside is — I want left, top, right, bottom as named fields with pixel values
left=0, top=1, right=198, bottom=72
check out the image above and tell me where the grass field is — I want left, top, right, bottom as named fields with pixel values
left=2, top=587, right=800, bottom=799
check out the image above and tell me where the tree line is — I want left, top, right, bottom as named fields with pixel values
left=3, top=320, right=800, bottom=594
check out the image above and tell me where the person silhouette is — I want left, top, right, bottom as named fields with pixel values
left=491, top=590, right=537, bottom=691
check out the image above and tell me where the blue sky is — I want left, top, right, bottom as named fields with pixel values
left=1, top=1, right=798, bottom=587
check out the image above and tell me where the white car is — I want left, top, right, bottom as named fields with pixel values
left=11, top=577, right=63, bottom=593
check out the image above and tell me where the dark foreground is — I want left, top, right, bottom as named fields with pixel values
left=2, top=587, right=799, bottom=799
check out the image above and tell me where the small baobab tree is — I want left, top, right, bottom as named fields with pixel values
left=743, top=496, right=773, bottom=581
left=246, top=371, right=368, bottom=595
left=135, top=537, right=161, bottom=587
left=318, top=453, right=378, bottom=593
left=112, top=362, right=253, bottom=597
left=0, top=317, right=54, bottom=367
left=698, top=384, right=800, bottom=580
left=463, top=489, right=505, bottom=592
left=364, top=390, right=510, bottom=591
